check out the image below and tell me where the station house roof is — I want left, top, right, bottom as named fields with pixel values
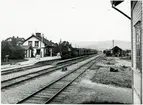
left=23, top=33, right=56, bottom=47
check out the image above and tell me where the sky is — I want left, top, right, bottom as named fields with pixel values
left=0, top=0, right=131, bottom=43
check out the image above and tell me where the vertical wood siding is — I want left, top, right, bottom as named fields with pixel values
left=141, top=1, right=143, bottom=73
left=141, top=1, right=143, bottom=104
left=132, top=1, right=142, bottom=104
left=132, top=1, right=142, bottom=68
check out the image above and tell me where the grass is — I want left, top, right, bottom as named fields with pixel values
left=1, top=59, right=28, bottom=65
left=61, top=80, right=132, bottom=104
left=60, top=57, right=132, bottom=104
left=90, top=56, right=132, bottom=88
left=119, top=56, right=131, bottom=61
left=91, top=66, right=132, bottom=88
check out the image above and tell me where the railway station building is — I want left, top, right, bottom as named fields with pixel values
left=111, top=0, right=143, bottom=104
left=131, top=1, right=143, bottom=104
left=22, top=33, right=55, bottom=58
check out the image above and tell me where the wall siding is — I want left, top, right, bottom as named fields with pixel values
left=132, top=1, right=142, bottom=104
left=23, top=37, right=46, bottom=58
left=132, top=1, right=142, bottom=68
left=141, top=1, right=143, bottom=73
left=141, top=1, right=143, bottom=103
left=23, top=37, right=45, bottom=48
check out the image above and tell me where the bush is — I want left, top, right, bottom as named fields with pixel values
left=1, top=40, right=25, bottom=61
left=106, top=51, right=112, bottom=56
left=9, top=46, right=25, bottom=59
left=1, top=41, right=12, bottom=61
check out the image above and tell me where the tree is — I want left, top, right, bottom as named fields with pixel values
left=11, top=36, right=17, bottom=47
left=1, top=41, right=13, bottom=61
left=1, top=39, right=25, bottom=61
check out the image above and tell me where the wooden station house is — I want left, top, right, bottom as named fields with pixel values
left=22, top=33, right=55, bottom=58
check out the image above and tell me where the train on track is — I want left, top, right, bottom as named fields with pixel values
left=60, top=47, right=97, bottom=59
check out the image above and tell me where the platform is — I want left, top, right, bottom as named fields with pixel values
left=1, top=56, right=61, bottom=71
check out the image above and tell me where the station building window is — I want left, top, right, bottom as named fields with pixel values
left=28, top=41, right=32, bottom=46
left=134, top=21, right=141, bottom=71
left=35, top=41, right=39, bottom=47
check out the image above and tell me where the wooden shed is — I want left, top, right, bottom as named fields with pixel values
left=111, top=46, right=124, bottom=57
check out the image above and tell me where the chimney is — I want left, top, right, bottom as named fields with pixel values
left=35, top=33, right=41, bottom=38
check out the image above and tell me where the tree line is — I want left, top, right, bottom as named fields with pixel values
left=1, top=38, right=25, bottom=61
left=1, top=37, right=97, bottom=62
left=1, top=37, right=73, bottom=62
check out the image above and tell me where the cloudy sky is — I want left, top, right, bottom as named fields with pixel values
left=0, top=0, right=131, bottom=43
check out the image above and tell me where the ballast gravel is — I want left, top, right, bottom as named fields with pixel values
left=1, top=70, right=65, bottom=104
left=1, top=55, right=98, bottom=104
left=2, top=65, right=53, bottom=81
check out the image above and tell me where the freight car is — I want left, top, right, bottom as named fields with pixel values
left=60, top=47, right=97, bottom=59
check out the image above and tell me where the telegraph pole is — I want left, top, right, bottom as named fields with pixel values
left=113, top=40, right=114, bottom=48
left=40, top=33, right=41, bottom=58
left=59, top=39, right=62, bottom=56
left=41, top=34, right=44, bottom=57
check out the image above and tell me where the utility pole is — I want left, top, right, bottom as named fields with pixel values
left=40, top=33, right=41, bottom=58
left=59, top=39, right=62, bottom=56
left=42, top=34, right=44, bottom=57
left=113, top=40, right=114, bottom=48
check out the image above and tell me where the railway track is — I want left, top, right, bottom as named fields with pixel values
left=16, top=55, right=102, bottom=104
left=1, top=55, right=90, bottom=75
left=1, top=60, right=60, bottom=75
left=1, top=55, right=94, bottom=89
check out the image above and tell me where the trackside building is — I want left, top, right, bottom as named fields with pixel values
left=131, top=1, right=142, bottom=104
left=111, top=0, right=143, bottom=104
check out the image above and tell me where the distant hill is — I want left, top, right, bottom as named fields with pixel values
left=71, top=40, right=131, bottom=51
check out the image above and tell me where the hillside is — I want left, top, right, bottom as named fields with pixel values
left=71, top=40, right=131, bottom=51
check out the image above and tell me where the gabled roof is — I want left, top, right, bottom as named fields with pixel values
left=23, top=34, right=54, bottom=47
left=111, top=46, right=122, bottom=50
left=42, top=37, right=53, bottom=47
